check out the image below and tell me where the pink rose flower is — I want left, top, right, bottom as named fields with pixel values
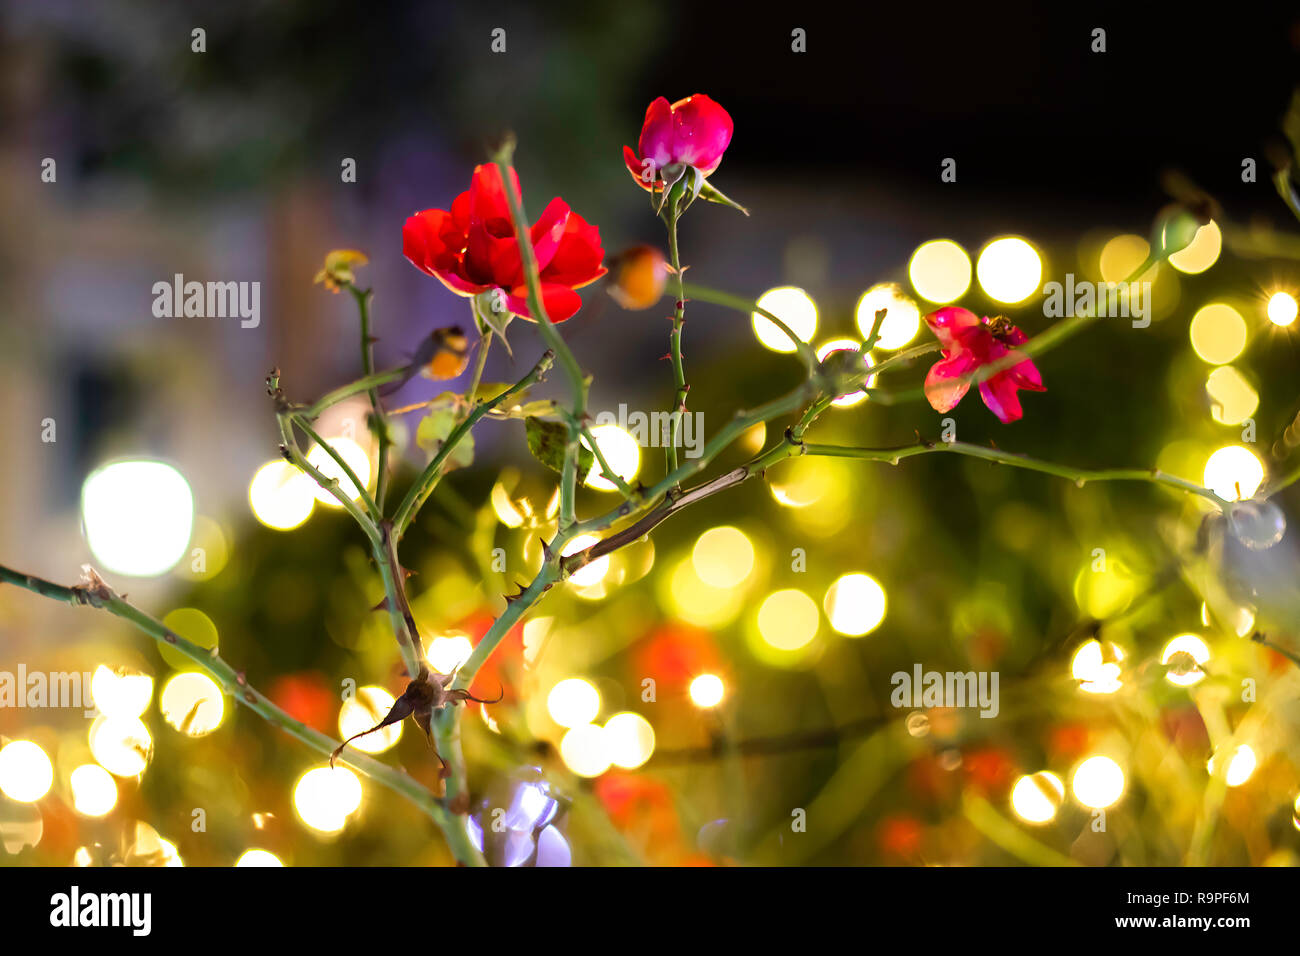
left=923, top=307, right=1046, bottom=423
left=622, top=94, right=734, bottom=191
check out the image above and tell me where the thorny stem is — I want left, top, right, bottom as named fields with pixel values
left=558, top=408, right=637, bottom=497
left=1264, top=456, right=1300, bottom=499
left=276, top=411, right=382, bottom=547
left=880, top=254, right=1162, bottom=405
left=680, top=281, right=820, bottom=373
left=0, top=564, right=485, bottom=867
left=12, top=193, right=1247, bottom=867
left=463, top=329, right=493, bottom=421
left=351, top=285, right=392, bottom=510
left=664, top=204, right=688, bottom=475
left=272, top=378, right=425, bottom=709
left=561, top=431, right=1226, bottom=576
left=298, top=366, right=409, bottom=420
left=799, top=440, right=1227, bottom=505
left=291, top=412, right=380, bottom=521
left=491, top=136, right=587, bottom=530
left=391, top=350, right=555, bottom=541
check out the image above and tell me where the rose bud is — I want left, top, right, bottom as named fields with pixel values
left=606, top=245, right=669, bottom=310
left=623, top=95, right=733, bottom=191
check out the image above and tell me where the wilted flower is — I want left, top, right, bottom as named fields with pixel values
left=403, top=164, right=606, bottom=322
left=607, top=244, right=669, bottom=310
left=623, top=94, right=734, bottom=192
left=922, top=307, right=1046, bottom=423
left=314, top=249, right=368, bottom=292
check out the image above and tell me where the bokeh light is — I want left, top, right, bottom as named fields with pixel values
left=1203, top=445, right=1264, bottom=500
left=81, top=460, right=194, bottom=576
left=91, top=665, right=153, bottom=718
left=1010, top=771, right=1064, bottom=824
left=1160, top=633, right=1211, bottom=687
left=306, top=437, right=372, bottom=507
left=547, top=678, right=600, bottom=728
left=160, top=671, right=225, bottom=736
left=293, top=766, right=362, bottom=833
left=159, top=607, right=219, bottom=671
left=338, top=686, right=403, bottom=754
left=691, top=526, right=755, bottom=588
left=89, top=715, right=152, bottom=777
left=1071, top=756, right=1125, bottom=808
left=248, top=460, right=316, bottom=530
left=581, top=424, right=641, bottom=491
left=236, top=849, right=284, bottom=867
left=854, top=282, right=921, bottom=349
left=757, top=588, right=820, bottom=651
left=1098, top=234, right=1151, bottom=283
left=689, top=674, right=725, bottom=708
left=424, top=634, right=474, bottom=675
left=177, top=514, right=230, bottom=581
left=1208, top=745, right=1257, bottom=787
left=752, top=286, right=817, bottom=353
left=976, top=237, right=1042, bottom=304
left=0, top=741, right=54, bottom=803
left=70, top=764, right=117, bottom=817
left=559, top=723, right=612, bottom=777
left=665, top=557, right=746, bottom=627
left=1267, top=291, right=1298, bottom=327
left=1070, top=639, right=1124, bottom=694
left=1168, top=220, right=1222, bottom=274
left=603, top=712, right=655, bottom=769
left=1205, top=366, right=1259, bottom=425
left=823, top=572, right=887, bottom=636
left=1189, top=303, right=1247, bottom=364
left=124, top=821, right=184, bottom=867
left=490, top=480, right=527, bottom=527
left=561, top=534, right=611, bottom=588
left=1072, top=557, right=1136, bottom=619
left=908, top=239, right=971, bottom=303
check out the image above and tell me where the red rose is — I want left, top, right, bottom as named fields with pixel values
left=403, top=164, right=606, bottom=322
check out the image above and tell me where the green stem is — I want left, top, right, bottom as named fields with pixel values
left=272, top=366, right=424, bottom=683
left=1264, top=457, right=1300, bottom=499
left=298, top=366, right=409, bottom=421
left=560, top=408, right=636, bottom=497
left=665, top=206, right=688, bottom=475
left=680, top=281, right=819, bottom=373
left=276, top=412, right=381, bottom=546
left=866, top=341, right=942, bottom=375
left=879, top=254, right=1160, bottom=405
left=350, top=286, right=392, bottom=511
left=491, top=138, right=587, bottom=529
left=391, top=350, right=555, bottom=540
left=962, top=793, right=1079, bottom=866
left=291, top=413, right=380, bottom=521
left=800, top=439, right=1226, bottom=504
left=462, top=330, right=492, bottom=421
left=449, top=565, right=560, bottom=692
left=0, top=563, right=484, bottom=867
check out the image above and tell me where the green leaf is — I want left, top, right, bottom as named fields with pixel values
left=415, top=408, right=475, bottom=471
left=524, top=417, right=592, bottom=484
left=699, top=179, right=749, bottom=216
